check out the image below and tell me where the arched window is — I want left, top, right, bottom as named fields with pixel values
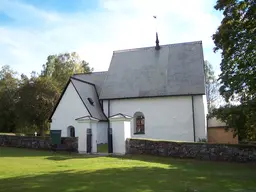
left=67, top=126, right=75, bottom=137
left=134, top=112, right=145, bottom=134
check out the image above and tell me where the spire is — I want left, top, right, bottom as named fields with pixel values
left=153, top=16, right=160, bottom=50
left=155, top=32, right=160, bottom=50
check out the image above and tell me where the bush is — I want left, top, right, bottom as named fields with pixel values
left=197, top=138, right=207, bottom=143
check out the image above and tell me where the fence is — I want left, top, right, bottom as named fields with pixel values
left=0, top=135, right=78, bottom=152
left=126, top=138, right=256, bottom=163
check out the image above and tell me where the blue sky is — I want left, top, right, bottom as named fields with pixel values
left=0, top=0, right=223, bottom=76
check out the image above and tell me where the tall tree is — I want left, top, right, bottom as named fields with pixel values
left=213, top=0, right=256, bottom=102
left=0, top=52, right=93, bottom=135
left=0, top=65, right=19, bottom=133
left=41, top=52, right=93, bottom=89
left=16, top=75, right=60, bottom=136
left=210, top=0, right=256, bottom=141
left=204, top=60, right=220, bottom=111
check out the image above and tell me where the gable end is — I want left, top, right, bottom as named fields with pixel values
left=48, top=79, right=92, bottom=122
left=48, top=79, right=71, bottom=122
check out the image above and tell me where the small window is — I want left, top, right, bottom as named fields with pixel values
left=70, top=127, right=75, bottom=137
left=67, top=126, right=75, bottom=137
left=87, top=98, right=94, bottom=106
left=134, top=112, right=145, bottom=134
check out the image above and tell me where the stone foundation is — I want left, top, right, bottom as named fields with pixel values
left=126, top=138, right=256, bottom=163
left=0, top=135, right=78, bottom=152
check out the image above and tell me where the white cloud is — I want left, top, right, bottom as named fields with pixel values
left=0, top=0, right=222, bottom=76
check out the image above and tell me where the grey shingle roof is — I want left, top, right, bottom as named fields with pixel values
left=50, top=40, right=206, bottom=121
left=72, top=72, right=107, bottom=95
left=71, top=78, right=107, bottom=121
left=99, top=41, right=206, bottom=99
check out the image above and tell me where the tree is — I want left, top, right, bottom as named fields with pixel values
left=210, top=0, right=256, bottom=141
left=16, top=75, right=60, bottom=136
left=204, top=60, right=220, bottom=112
left=213, top=0, right=256, bottom=102
left=0, top=52, right=93, bottom=135
left=41, top=52, right=93, bottom=89
left=209, top=102, right=256, bottom=141
left=0, top=65, right=19, bottom=133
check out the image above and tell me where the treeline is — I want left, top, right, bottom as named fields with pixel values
left=0, top=52, right=92, bottom=135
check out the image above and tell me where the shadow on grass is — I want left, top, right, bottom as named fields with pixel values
left=0, top=166, right=256, bottom=192
left=0, top=147, right=109, bottom=161
left=115, top=155, right=256, bottom=176
left=0, top=147, right=80, bottom=158
left=112, top=153, right=256, bottom=168
left=0, top=147, right=106, bottom=162
left=45, top=154, right=106, bottom=161
left=0, top=147, right=55, bottom=157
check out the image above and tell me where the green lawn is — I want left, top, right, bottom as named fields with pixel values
left=0, top=147, right=256, bottom=192
left=97, top=143, right=108, bottom=153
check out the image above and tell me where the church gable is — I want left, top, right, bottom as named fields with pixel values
left=71, top=78, right=107, bottom=120
left=50, top=81, right=90, bottom=122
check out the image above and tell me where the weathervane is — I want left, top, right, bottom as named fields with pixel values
left=153, top=15, right=160, bottom=50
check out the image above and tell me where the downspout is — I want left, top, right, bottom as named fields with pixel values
left=191, top=96, right=196, bottom=142
left=108, top=100, right=110, bottom=128
left=107, top=100, right=112, bottom=153
left=206, top=111, right=208, bottom=141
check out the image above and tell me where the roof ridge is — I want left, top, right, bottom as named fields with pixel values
left=71, top=77, right=95, bottom=86
left=113, top=40, right=202, bottom=53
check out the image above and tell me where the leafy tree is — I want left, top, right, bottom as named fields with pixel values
left=210, top=0, right=256, bottom=141
left=0, top=52, right=93, bottom=135
left=16, top=75, right=60, bottom=136
left=204, top=60, right=220, bottom=112
left=0, top=65, right=19, bottom=133
left=213, top=0, right=256, bottom=102
left=41, top=52, right=93, bottom=89
left=209, top=102, right=256, bottom=141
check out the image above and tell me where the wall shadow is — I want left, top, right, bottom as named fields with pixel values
left=111, top=153, right=256, bottom=167
left=1, top=147, right=111, bottom=162
left=0, top=147, right=55, bottom=157
left=0, top=147, right=98, bottom=160
left=1, top=166, right=255, bottom=192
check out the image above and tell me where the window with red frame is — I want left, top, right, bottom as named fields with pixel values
left=135, top=115, right=145, bottom=134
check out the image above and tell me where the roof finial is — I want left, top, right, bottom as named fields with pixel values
left=153, top=16, right=160, bottom=50
left=155, top=32, right=160, bottom=50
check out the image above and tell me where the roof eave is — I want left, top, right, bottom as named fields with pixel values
left=99, top=93, right=205, bottom=100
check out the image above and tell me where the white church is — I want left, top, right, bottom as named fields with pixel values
left=49, top=36, right=208, bottom=154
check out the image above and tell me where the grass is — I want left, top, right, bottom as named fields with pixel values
left=0, top=147, right=256, bottom=192
left=97, top=143, right=108, bottom=153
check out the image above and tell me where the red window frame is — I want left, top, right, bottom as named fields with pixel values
left=135, top=116, right=145, bottom=134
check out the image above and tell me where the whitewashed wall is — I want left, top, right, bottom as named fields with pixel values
left=91, top=122, right=98, bottom=153
left=76, top=119, right=99, bottom=153
left=76, top=122, right=88, bottom=153
left=193, top=95, right=208, bottom=141
left=97, top=122, right=108, bottom=144
left=50, top=82, right=89, bottom=137
left=104, top=95, right=206, bottom=142
left=110, top=118, right=131, bottom=154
